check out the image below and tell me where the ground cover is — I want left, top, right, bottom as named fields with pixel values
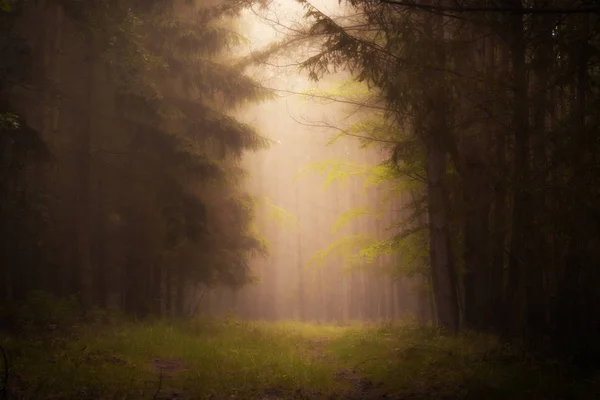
left=0, top=313, right=598, bottom=399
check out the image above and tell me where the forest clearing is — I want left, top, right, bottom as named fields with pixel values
left=2, top=0, right=600, bottom=398
left=1, top=300, right=598, bottom=400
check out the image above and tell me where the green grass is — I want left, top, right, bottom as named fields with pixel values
left=2, top=318, right=352, bottom=399
left=327, top=321, right=600, bottom=399
left=1, top=317, right=599, bottom=399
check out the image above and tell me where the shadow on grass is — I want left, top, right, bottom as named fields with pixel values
left=0, top=313, right=598, bottom=399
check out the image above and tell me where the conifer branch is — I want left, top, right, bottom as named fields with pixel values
left=379, top=0, right=600, bottom=14
left=288, top=114, right=399, bottom=145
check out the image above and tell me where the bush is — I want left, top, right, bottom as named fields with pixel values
left=16, top=291, right=82, bottom=334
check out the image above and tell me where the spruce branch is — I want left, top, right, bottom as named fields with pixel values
left=379, top=0, right=600, bottom=14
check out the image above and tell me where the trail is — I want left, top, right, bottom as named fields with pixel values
left=149, top=337, right=379, bottom=400
left=304, top=338, right=389, bottom=400
left=9, top=320, right=594, bottom=399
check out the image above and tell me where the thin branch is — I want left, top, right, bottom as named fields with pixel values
left=379, top=0, right=600, bottom=14
left=0, top=346, right=9, bottom=400
left=352, top=357, right=387, bottom=371
left=265, top=86, right=390, bottom=112
left=152, top=370, right=163, bottom=400
left=287, top=110, right=399, bottom=145
left=191, top=285, right=209, bottom=316
left=301, top=1, right=488, bottom=83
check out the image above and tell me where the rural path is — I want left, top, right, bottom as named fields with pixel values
left=150, top=338, right=390, bottom=399
left=304, top=338, right=389, bottom=400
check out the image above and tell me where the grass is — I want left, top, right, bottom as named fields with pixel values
left=1, top=316, right=599, bottom=399
left=327, top=321, right=600, bottom=399
left=1, top=317, right=353, bottom=399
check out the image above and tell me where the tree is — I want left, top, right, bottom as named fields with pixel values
left=1, top=0, right=274, bottom=316
left=253, top=0, right=600, bottom=354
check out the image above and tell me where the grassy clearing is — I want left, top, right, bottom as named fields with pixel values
left=327, top=321, right=600, bottom=399
left=1, top=316, right=599, bottom=399
left=2, top=317, right=353, bottom=399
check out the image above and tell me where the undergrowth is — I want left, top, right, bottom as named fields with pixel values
left=328, top=321, right=600, bottom=399
left=0, top=295, right=598, bottom=399
left=1, top=317, right=351, bottom=399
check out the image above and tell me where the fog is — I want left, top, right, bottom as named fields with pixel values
left=4, top=0, right=600, bottom=397
left=196, top=1, right=427, bottom=322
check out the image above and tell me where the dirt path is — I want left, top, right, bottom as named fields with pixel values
left=305, top=338, right=388, bottom=400
left=148, top=340, right=389, bottom=400
left=150, top=358, right=187, bottom=400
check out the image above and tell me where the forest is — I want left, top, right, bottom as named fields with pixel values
left=1, top=0, right=599, bottom=398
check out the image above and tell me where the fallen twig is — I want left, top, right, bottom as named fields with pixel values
left=352, top=357, right=387, bottom=372
left=152, top=370, right=163, bottom=400
left=0, top=346, right=9, bottom=400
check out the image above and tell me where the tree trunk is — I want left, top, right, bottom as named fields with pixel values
left=527, top=8, right=553, bottom=339
left=93, top=179, right=107, bottom=308
left=175, top=264, right=185, bottom=317
left=461, top=145, right=492, bottom=330
left=426, top=136, right=459, bottom=332
left=489, top=37, right=509, bottom=334
left=423, top=8, right=460, bottom=333
left=460, top=23, right=496, bottom=330
left=76, top=31, right=95, bottom=310
left=555, top=13, right=592, bottom=357
left=152, top=257, right=162, bottom=316
left=165, top=265, right=172, bottom=316
left=506, top=5, right=532, bottom=338
left=295, top=181, right=305, bottom=320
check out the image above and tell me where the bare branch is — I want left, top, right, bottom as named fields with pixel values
left=152, top=370, right=163, bottom=400
left=266, top=86, right=391, bottom=112
left=379, top=0, right=600, bottom=14
left=287, top=111, right=399, bottom=145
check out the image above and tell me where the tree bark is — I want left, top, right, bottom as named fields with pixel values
left=506, top=3, right=532, bottom=338
left=527, top=7, right=554, bottom=339
left=423, top=7, right=460, bottom=333
left=165, top=264, right=172, bottom=316
left=76, top=31, right=95, bottom=309
left=175, top=263, right=185, bottom=317
left=461, top=144, right=492, bottom=330
left=489, top=32, right=509, bottom=334
left=295, top=175, right=305, bottom=320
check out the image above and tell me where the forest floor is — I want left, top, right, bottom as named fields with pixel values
left=1, top=315, right=599, bottom=399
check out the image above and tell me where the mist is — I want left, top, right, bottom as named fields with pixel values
left=195, top=1, right=426, bottom=322
left=2, top=0, right=599, bottom=398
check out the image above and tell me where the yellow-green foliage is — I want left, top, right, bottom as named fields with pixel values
left=298, top=157, right=428, bottom=276
left=266, top=202, right=299, bottom=230
left=300, top=80, right=372, bottom=104
left=331, top=206, right=379, bottom=233
left=294, top=77, right=430, bottom=279
left=308, top=230, right=428, bottom=276
left=308, top=234, right=376, bottom=269
left=296, top=159, right=368, bottom=188
left=253, top=195, right=298, bottom=230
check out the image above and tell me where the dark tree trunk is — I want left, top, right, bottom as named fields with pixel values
left=76, top=31, right=95, bottom=309
left=489, top=34, right=510, bottom=333
left=93, top=182, right=108, bottom=308
left=462, top=149, right=492, bottom=330
left=418, top=1, right=460, bottom=333
left=555, top=13, right=593, bottom=358
left=506, top=5, right=532, bottom=337
left=426, top=137, right=460, bottom=333
left=165, top=265, right=172, bottom=316
left=175, top=264, right=185, bottom=317
left=527, top=9, right=554, bottom=339
left=152, top=258, right=162, bottom=316
left=490, top=131, right=507, bottom=330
